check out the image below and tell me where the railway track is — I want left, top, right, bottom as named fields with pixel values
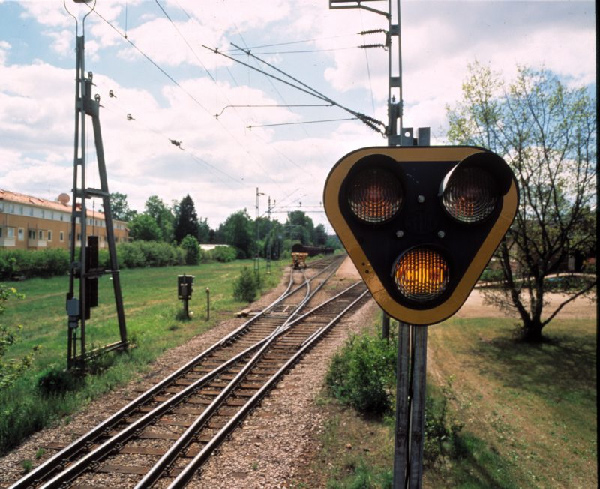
left=10, top=256, right=368, bottom=489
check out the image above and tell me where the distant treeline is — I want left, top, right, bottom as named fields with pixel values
left=114, top=193, right=340, bottom=259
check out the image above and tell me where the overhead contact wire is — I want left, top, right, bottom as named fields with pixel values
left=225, top=43, right=386, bottom=135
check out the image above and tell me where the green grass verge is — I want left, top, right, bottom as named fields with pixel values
left=0, top=259, right=285, bottom=455
left=314, top=310, right=595, bottom=488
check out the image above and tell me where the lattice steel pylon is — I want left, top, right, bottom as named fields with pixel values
left=65, top=1, right=127, bottom=370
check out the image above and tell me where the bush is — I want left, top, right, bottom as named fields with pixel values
left=480, top=268, right=503, bottom=282
left=326, top=334, right=397, bottom=415
left=1, top=285, right=40, bottom=390
left=117, top=241, right=185, bottom=268
left=0, top=249, right=69, bottom=279
left=118, top=242, right=147, bottom=268
left=233, top=267, right=258, bottom=302
left=0, top=241, right=189, bottom=279
left=209, top=245, right=236, bottom=263
left=180, top=235, right=200, bottom=265
left=37, top=367, right=83, bottom=397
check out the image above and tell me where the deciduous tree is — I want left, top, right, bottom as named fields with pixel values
left=108, top=192, right=137, bottom=221
left=145, top=195, right=175, bottom=242
left=447, top=63, right=596, bottom=342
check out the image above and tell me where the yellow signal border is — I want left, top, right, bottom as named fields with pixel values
left=323, top=146, right=519, bottom=326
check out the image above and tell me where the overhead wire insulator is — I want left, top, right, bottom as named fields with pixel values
left=359, top=44, right=387, bottom=50
left=360, top=29, right=387, bottom=35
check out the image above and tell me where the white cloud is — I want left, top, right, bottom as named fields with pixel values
left=0, top=41, right=10, bottom=65
left=0, top=0, right=595, bottom=231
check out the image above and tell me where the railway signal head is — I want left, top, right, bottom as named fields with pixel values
left=323, top=146, right=518, bottom=325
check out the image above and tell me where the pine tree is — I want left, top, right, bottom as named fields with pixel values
left=174, top=195, right=201, bottom=243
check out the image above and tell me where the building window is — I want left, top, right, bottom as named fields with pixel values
left=18, top=228, right=24, bottom=241
left=48, top=231, right=52, bottom=241
left=38, top=230, right=44, bottom=240
left=41, top=210, right=45, bottom=218
left=28, top=229, right=36, bottom=240
left=60, top=231, right=64, bottom=242
left=19, top=206, right=23, bottom=215
left=29, top=207, right=34, bottom=216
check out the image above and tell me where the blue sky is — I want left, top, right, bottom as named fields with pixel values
left=0, top=0, right=595, bottom=231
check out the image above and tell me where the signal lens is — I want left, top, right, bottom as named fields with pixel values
left=347, top=168, right=403, bottom=223
left=394, top=248, right=450, bottom=302
left=442, top=166, right=497, bottom=223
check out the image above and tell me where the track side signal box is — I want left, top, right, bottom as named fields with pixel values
left=178, top=275, right=194, bottom=301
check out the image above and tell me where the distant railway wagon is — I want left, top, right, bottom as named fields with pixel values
left=291, top=244, right=334, bottom=269
left=291, top=244, right=335, bottom=257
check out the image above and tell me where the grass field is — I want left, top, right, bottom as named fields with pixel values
left=0, top=259, right=286, bottom=454
left=308, top=306, right=597, bottom=489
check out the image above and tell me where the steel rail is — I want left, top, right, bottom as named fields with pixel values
left=8, top=265, right=309, bottom=489
left=13, top=256, right=344, bottom=489
left=168, top=286, right=370, bottom=488
left=136, top=281, right=364, bottom=488
left=36, top=262, right=344, bottom=489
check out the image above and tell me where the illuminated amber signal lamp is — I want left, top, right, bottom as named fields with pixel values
left=323, top=146, right=519, bottom=325
left=394, top=248, right=450, bottom=302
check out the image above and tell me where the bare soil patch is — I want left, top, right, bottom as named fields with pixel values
left=336, top=256, right=596, bottom=319
left=457, top=289, right=596, bottom=319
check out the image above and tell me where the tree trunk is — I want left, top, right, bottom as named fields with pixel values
left=522, top=318, right=544, bottom=343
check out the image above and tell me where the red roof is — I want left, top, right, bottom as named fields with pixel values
left=0, top=189, right=126, bottom=222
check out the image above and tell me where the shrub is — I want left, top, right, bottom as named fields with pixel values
left=118, top=242, right=147, bottom=268
left=210, top=245, right=236, bottom=263
left=0, top=249, right=69, bottom=279
left=480, top=268, right=504, bottom=282
left=1, top=285, right=40, bottom=390
left=0, top=241, right=189, bottom=279
left=326, top=334, right=397, bottom=415
left=0, top=252, right=17, bottom=279
left=37, top=367, right=83, bottom=397
left=233, top=267, right=258, bottom=303
left=180, top=235, right=200, bottom=265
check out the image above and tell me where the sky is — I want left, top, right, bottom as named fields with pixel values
left=0, top=0, right=595, bottom=233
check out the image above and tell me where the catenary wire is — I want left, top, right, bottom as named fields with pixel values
left=86, top=4, right=277, bottom=184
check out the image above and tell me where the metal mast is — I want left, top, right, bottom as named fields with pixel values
left=254, top=188, right=265, bottom=281
left=65, top=0, right=127, bottom=370
left=266, top=196, right=272, bottom=275
left=329, top=2, right=430, bottom=487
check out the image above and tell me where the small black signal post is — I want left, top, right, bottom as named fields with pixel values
left=178, top=275, right=194, bottom=320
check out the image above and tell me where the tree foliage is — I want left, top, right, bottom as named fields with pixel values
left=145, top=195, right=175, bottom=242
left=217, top=210, right=254, bottom=258
left=174, top=195, right=201, bottom=244
left=129, top=213, right=162, bottom=241
left=314, top=224, right=328, bottom=246
left=447, top=63, right=596, bottom=341
left=285, top=210, right=315, bottom=245
left=108, top=192, right=137, bottom=222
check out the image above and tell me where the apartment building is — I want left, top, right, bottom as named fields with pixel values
left=0, top=189, right=129, bottom=251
